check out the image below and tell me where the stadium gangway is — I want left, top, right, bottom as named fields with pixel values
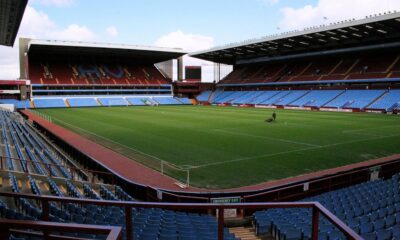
left=0, top=219, right=122, bottom=240
left=0, top=191, right=362, bottom=240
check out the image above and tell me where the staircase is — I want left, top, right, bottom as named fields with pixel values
left=386, top=55, right=400, bottom=74
left=321, top=90, right=346, bottom=108
left=207, top=91, right=216, bottom=103
left=64, top=99, right=70, bottom=108
left=343, top=59, right=360, bottom=79
left=229, top=227, right=265, bottom=240
left=287, top=90, right=311, bottom=106
left=365, top=90, right=388, bottom=109
left=95, top=98, right=103, bottom=106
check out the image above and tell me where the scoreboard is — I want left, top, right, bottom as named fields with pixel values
left=185, top=66, right=201, bottom=82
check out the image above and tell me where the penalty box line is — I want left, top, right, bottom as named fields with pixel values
left=49, top=116, right=172, bottom=165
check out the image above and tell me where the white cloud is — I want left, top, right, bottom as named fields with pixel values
left=105, top=26, right=118, bottom=37
left=47, top=24, right=95, bottom=41
left=31, top=0, right=75, bottom=7
left=154, top=30, right=216, bottom=82
left=154, top=30, right=214, bottom=52
left=279, top=0, right=400, bottom=31
left=0, top=6, right=95, bottom=79
left=18, top=6, right=95, bottom=41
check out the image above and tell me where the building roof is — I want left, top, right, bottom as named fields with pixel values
left=190, top=11, right=400, bottom=65
left=26, top=39, right=187, bottom=64
left=0, top=0, right=28, bottom=46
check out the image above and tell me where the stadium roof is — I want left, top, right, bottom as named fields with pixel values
left=0, top=0, right=28, bottom=46
left=26, top=39, right=187, bottom=64
left=191, top=11, right=400, bottom=65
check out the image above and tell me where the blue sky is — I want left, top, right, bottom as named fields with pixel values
left=1, top=0, right=400, bottom=80
left=28, top=0, right=317, bottom=46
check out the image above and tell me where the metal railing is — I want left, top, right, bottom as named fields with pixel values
left=0, top=219, right=122, bottom=240
left=0, top=191, right=362, bottom=240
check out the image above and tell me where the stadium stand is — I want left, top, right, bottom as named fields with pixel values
left=97, top=97, right=129, bottom=107
left=190, top=13, right=400, bottom=117
left=33, top=98, right=66, bottom=108
left=4, top=8, right=400, bottom=240
left=248, top=91, right=280, bottom=105
left=253, top=173, right=400, bottom=240
left=289, top=90, right=344, bottom=108
left=66, top=98, right=100, bottom=107
left=323, top=90, right=386, bottom=110
left=29, top=63, right=170, bottom=86
left=196, top=90, right=212, bottom=102
left=152, top=96, right=182, bottom=105
left=0, top=99, right=30, bottom=109
left=0, top=109, right=240, bottom=240
left=259, top=91, right=291, bottom=105
left=367, top=90, right=400, bottom=111
left=125, top=97, right=148, bottom=106
left=203, top=89, right=399, bottom=112
left=209, top=53, right=400, bottom=85
left=273, top=90, right=310, bottom=106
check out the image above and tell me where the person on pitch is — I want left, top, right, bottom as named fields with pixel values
left=272, top=111, right=276, bottom=121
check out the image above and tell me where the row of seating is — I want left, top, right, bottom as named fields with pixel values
left=206, top=89, right=400, bottom=111
left=2, top=172, right=237, bottom=240
left=221, top=53, right=400, bottom=84
left=253, top=173, right=400, bottom=240
left=31, top=96, right=192, bottom=108
left=29, top=63, right=170, bottom=85
left=0, top=99, right=30, bottom=109
left=0, top=110, right=72, bottom=178
left=0, top=110, right=238, bottom=240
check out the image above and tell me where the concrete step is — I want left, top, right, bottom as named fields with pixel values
left=229, top=226, right=263, bottom=240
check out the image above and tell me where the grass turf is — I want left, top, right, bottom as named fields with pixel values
left=35, top=106, right=400, bottom=189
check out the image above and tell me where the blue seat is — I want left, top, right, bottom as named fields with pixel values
left=362, top=232, right=376, bottom=240
left=378, top=208, right=388, bottom=219
left=280, top=228, right=302, bottom=240
left=159, top=233, right=178, bottom=240
left=370, top=211, right=379, bottom=221
left=327, top=230, right=345, bottom=240
left=374, top=219, right=385, bottom=231
left=359, top=222, right=374, bottom=235
left=385, top=215, right=396, bottom=227
left=393, top=225, right=400, bottom=238
left=376, top=229, right=392, bottom=240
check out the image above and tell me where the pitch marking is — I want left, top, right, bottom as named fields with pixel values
left=342, top=124, right=400, bottom=134
left=193, top=133, right=400, bottom=169
left=51, top=117, right=169, bottom=164
left=214, top=128, right=321, bottom=147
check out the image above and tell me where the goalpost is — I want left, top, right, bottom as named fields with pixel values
left=160, top=161, right=191, bottom=187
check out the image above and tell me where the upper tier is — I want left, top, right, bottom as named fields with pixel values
left=221, top=52, right=400, bottom=85
left=29, top=62, right=169, bottom=85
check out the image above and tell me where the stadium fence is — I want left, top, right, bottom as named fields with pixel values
left=0, top=219, right=122, bottom=240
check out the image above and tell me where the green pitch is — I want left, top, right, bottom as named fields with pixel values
left=35, top=106, right=400, bottom=189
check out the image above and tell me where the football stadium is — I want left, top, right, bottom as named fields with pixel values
left=0, top=0, right=400, bottom=239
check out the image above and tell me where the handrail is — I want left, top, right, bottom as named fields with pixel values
left=0, top=191, right=362, bottom=240
left=0, top=219, right=122, bottom=240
